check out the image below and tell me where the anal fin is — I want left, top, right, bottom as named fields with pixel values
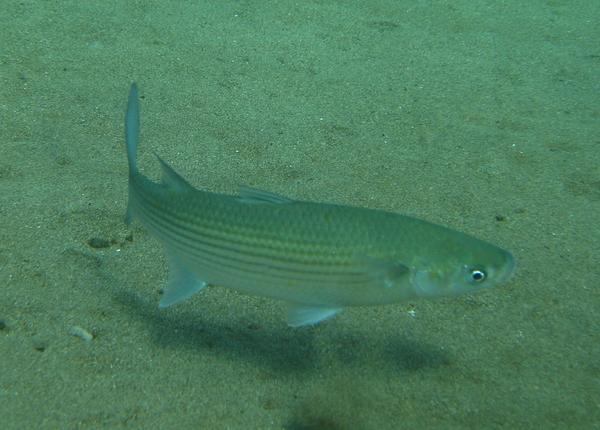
left=159, top=252, right=207, bottom=308
left=286, top=304, right=342, bottom=327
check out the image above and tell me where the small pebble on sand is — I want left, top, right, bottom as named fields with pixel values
left=69, top=326, right=94, bottom=342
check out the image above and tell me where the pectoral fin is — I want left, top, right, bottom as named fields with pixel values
left=360, top=255, right=410, bottom=288
left=159, top=252, right=207, bottom=308
left=286, top=304, right=342, bottom=327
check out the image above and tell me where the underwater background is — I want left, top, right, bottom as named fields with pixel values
left=1, top=1, right=599, bottom=428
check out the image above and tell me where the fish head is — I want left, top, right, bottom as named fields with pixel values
left=411, top=237, right=516, bottom=299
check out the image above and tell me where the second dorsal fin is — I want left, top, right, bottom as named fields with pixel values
left=238, top=186, right=294, bottom=204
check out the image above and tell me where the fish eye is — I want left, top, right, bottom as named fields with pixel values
left=470, top=269, right=486, bottom=283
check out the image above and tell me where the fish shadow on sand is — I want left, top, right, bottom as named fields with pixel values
left=114, top=288, right=319, bottom=372
left=114, top=288, right=451, bottom=375
left=62, top=246, right=451, bottom=375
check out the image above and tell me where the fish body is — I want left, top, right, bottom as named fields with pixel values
left=123, top=83, right=515, bottom=327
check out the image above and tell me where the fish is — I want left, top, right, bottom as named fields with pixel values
left=123, top=83, right=515, bottom=327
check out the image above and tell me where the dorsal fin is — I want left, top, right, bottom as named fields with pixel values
left=154, top=153, right=195, bottom=192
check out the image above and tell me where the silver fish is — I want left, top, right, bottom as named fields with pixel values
left=124, top=83, right=515, bottom=327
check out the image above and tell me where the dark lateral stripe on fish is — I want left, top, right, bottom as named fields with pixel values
left=142, top=222, right=373, bottom=288
left=131, top=184, right=363, bottom=269
left=131, top=180, right=362, bottom=256
left=137, top=204, right=374, bottom=285
left=132, top=192, right=376, bottom=285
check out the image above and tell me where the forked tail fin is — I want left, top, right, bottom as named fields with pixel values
left=125, top=83, right=139, bottom=174
left=124, top=83, right=140, bottom=224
